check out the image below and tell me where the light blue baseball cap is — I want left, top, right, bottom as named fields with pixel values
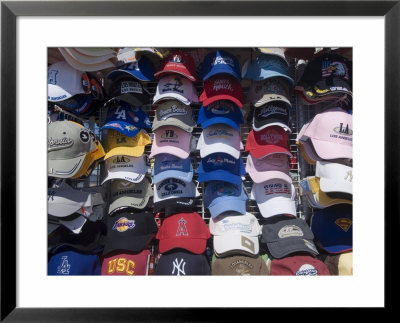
left=152, top=153, right=193, bottom=184
left=245, top=54, right=294, bottom=84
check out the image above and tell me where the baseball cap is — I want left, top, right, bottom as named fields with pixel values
left=196, top=153, right=246, bottom=185
left=153, top=179, right=200, bottom=204
left=257, top=48, right=288, bottom=65
left=107, top=55, right=156, bottom=82
left=154, top=50, right=197, bottom=82
left=197, top=124, right=244, bottom=159
left=248, top=77, right=292, bottom=107
left=246, top=153, right=292, bottom=184
left=101, top=155, right=149, bottom=185
left=101, top=249, right=152, bottom=276
left=153, top=74, right=199, bottom=105
left=156, top=212, right=211, bottom=254
left=48, top=61, right=86, bottom=102
left=100, top=104, right=151, bottom=138
left=203, top=181, right=248, bottom=218
left=199, top=50, right=242, bottom=81
left=323, top=251, right=353, bottom=275
left=200, top=74, right=245, bottom=108
left=154, top=250, right=211, bottom=275
left=103, top=211, right=158, bottom=255
left=300, top=108, right=353, bottom=160
left=105, top=77, right=150, bottom=107
left=58, top=48, right=115, bottom=72
left=245, top=126, right=292, bottom=159
left=152, top=154, right=193, bottom=184
left=252, top=101, right=291, bottom=133
left=310, top=204, right=353, bottom=254
left=62, top=47, right=116, bottom=64
left=209, top=212, right=262, bottom=257
left=103, top=129, right=151, bottom=160
left=250, top=179, right=296, bottom=218
left=196, top=100, right=244, bottom=131
left=49, top=212, right=88, bottom=234
left=149, top=126, right=192, bottom=159
left=307, top=176, right=352, bottom=208
left=315, top=161, right=353, bottom=195
left=48, top=247, right=101, bottom=275
left=48, top=120, right=97, bottom=178
left=211, top=254, right=268, bottom=275
left=261, top=215, right=319, bottom=259
left=270, top=254, right=330, bottom=275
left=152, top=100, right=196, bottom=133
left=48, top=181, right=92, bottom=217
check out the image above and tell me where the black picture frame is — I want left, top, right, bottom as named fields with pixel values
left=1, top=0, right=397, bottom=321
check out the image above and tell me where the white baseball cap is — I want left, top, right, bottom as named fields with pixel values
left=153, top=74, right=198, bottom=105
left=101, top=155, right=149, bottom=185
left=315, top=161, right=353, bottom=195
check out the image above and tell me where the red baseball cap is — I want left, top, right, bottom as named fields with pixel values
left=154, top=50, right=197, bottom=82
left=245, top=126, right=292, bottom=159
left=156, top=212, right=211, bottom=254
left=199, top=75, right=245, bottom=108
left=270, top=254, right=331, bottom=276
left=101, top=249, right=151, bottom=276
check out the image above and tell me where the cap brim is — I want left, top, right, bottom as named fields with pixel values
left=203, top=95, right=243, bottom=108
left=310, top=138, right=353, bottom=160
left=153, top=93, right=192, bottom=106
left=207, top=197, right=247, bottom=218
left=149, top=146, right=189, bottom=159
left=108, top=195, right=151, bottom=214
left=198, top=171, right=242, bottom=185
left=152, top=118, right=195, bottom=133
left=213, top=234, right=259, bottom=257
left=153, top=197, right=197, bottom=215
left=48, top=155, right=86, bottom=178
left=266, top=238, right=319, bottom=259
left=248, top=169, right=292, bottom=184
left=154, top=70, right=196, bottom=82
left=256, top=197, right=296, bottom=218
left=153, top=170, right=193, bottom=184
left=48, top=84, right=77, bottom=102
left=253, top=121, right=292, bottom=133
left=158, top=238, right=207, bottom=254
left=107, top=69, right=154, bottom=82
left=203, top=68, right=242, bottom=82
left=319, top=178, right=352, bottom=195
left=253, top=94, right=292, bottom=107
left=101, top=171, right=146, bottom=185
left=105, top=93, right=148, bottom=107
left=253, top=71, right=294, bottom=85
left=104, top=146, right=146, bottom=160
left=200, top=117, right=240, bottom=131
left=249, top=147, right=292, bottom=159
left=199, top=144, right=241, bottom=159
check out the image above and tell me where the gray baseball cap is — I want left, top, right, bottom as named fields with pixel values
left=48, top=120, right=96, bottom=178
left=152, top=100, right=196, bottom=133
left=108, top=176, right=153, bottom=214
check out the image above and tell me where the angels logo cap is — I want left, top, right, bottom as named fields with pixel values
left=101, top=155, right=149, bottom=185
left=106, top=77, right=150, bottom=107
left=245, top=53, right=294, bottom=84
left=48, top=120, right=97, bottom=178
left=261, top=215, right=319, bottom=259
left=196, top=153, right=246, bottom=185
left=197, top=124, right=244, bottom=159
left=250, top=179, right=296, bottom=218
left=209, top=212, right=262, bottom=257
left=154, top=250, right=211, bottom=275
left=108, top=177, right=153, bottom=215
left=315, top=161, right=353, bottom=196
left=149, top=126, right=192, bottom=159
left=103, top=129, right=151, bottom=160
left=153, top=74, right=199, bottom=105
left=152, top=100, right=196, bottom=133
left=199, top=50, right=242, bottom=81
left=154, top=50, right=197, bottom=82
left=156, top=212, right=211, bottom=254
left=248, top=77, right=292, bottom=107
left=101, top=249, right=152, bottom=276
left=246, top=153, right=292, bottom=184
left=203, top=181, right=248, bottom=218
left=200, top=74, right=245, bottom=108
left=153, top=179, right=200, bottom=203
left=310, top=204, right=353, bottom=254
left=270, top=254, right=330, bottom=276
left=211, top=254, right=269, bottom=276
left=100, top=104, right=151, bottom=138
left=245, top=126, right=292, bottom=159
left=196, top=100, right=244, bottom=131
left=48, top=61, right=86, bottom=102
left=300, top=108, right=353, bottom=160
left=103, top=211, right=158, bottom=255
left=152, top=153, right=193, bottom=184
left=252, top=101, right=291, bottom=133
left=107, top=55, right=156, bottom=82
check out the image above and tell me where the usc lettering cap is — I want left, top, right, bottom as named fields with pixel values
left=246, top=153, right=292, bottom=184
left=103, top=129, right=151, bottom=160
left=245, top=126, right=292, bottom=159
left=152, top=100, right=196, bottom=133
left=153, top=74, right=199, bottom=106
left=103, top=212, right=158, bottom=256
left=270, top=254, right=330, bottom=276
left=154, top=50, right=197, bottom=82
left=209, top=212, right=262, bottom=257
left=149, top=126, right=192, bottom=159
left=156, top=212, right=211, bottom=254
left=101, top=249, right=152, bottom=276
left=101, top=155, right=149, bottom=185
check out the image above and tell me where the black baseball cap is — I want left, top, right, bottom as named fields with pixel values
left=154, top=250, right=211, bottom=275
left=153, top=197, right=197, bottom=217
left=105, top=76, right=151, bottom=107
left=252, top=100, right=291, bottom=133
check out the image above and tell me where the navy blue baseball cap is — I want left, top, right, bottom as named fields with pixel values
left=100, top=103, right=151, bottom=137
left=154, top=250, right=211, bottom=275
left=200, top=50, right=241, bottom=81
left=152, top=153, right=193, bottom=184
left=106, top=55, right=156, bottom=82
left=310, top=204, right=353, bottom=254
left=204, top=181, right=248, bottom=218
left=48, top=247, right=101, bottom=275
left=197, top=100, right=244, bottom=131
left=196, top=153, right=246, bottom=185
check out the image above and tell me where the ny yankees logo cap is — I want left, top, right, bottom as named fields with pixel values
left=156, top=212, right=211, bottom=254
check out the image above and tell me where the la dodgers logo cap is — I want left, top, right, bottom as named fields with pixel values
left=315, top=161, right=353, bottom=196
left=149, top=126, right=192, bottom=159
left=270, top=254, right=330, bottom=276
left=199, top=50, right=242, bottom=81
left=156, top=212, right=211, bottom=254
left=101, top=155, right=149, bottom=185
left=246, top=153, right=292, bottom=184
left=152, top=100, right=196, bottom=133
left=152, top=153, right=193, bottom=184
left=154, top=50, right=197, bottom=82
left=153, top=74, right=199, bottom=106
left=101, top=249, right=152, bottom=276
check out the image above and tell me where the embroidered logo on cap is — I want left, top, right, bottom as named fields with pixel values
left=335, top=218, right=352, bottom=232
left=170, top=54, right=183, bottom=63
left=112, top=217, right=136, bottom=232
left=333, top=123, right=353, bottom=136
left=162, top=77, right=184, bottom=93
left=48, top=137, right=74, bottom=151
left=113, top=156, right=130, bottom=164
left=176, top=218, right=189, bottom=236
left=212, top=56, right=234, bottom=67
left=278, top=225, right=304, bottom=238
left=344, top=170, right=353, bottom=182
left=295, top=264, right=318, bottom=276
left=263, top=182, right=291, bottom=196
left=159, top=104, right=188, bottom=120
left=213, top=79, right=233, bottom=92
left=172, top=258, right=186, bottom=275
left=57, top=256, right=71, bottom=275
left=206, top=129, right=234, bottom=139
left=257, top=105, right=288, bottom=119
left=241, top=236, right=256, bottom=253
left=322, top=60, right=349, bottom=80
left=259, top=132, right=284, bottom=144
left=121, top=81, right=143, bottom=94
left=161, top=129, right=178, bottom=140
left=215, top=183, right=237, bottom=197
left=208, top=101, right=235, bottom=115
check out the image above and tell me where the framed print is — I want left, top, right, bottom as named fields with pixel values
left=1, top=0, right=397, bottom=321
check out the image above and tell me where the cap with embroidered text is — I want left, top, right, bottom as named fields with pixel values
left=153, top=74, right=199, bottom=105
left=152, top=153, right=193, bottom=184
left=154, top=50, right=197, bottom=82
left=154, top=250, right=211, bottom=275
left=248, top=77, right=292, bottom=107
left=199, top=50, right=242, bottom=81
left=252, top=101, right=291, bottom=133
left=149, top=126, right=192, bottom=159
left=101, top=155, right=149, bottom=185
left=101, top=249, right=152, bottom=276
left=212, top=254, right=269, bottom=275
left=152, top=100, right=196, bottom=133
left=105, top=77, right=150, bottom=107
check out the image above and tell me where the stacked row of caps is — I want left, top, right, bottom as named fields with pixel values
left=297, top=106, right=353, bottom=273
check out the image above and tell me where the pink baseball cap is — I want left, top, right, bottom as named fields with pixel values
left=245, top=126, right=292, bottom=159
left=301, top=108, right=353, bottom=160
left=149, top=125, right=192, bottom=159
left=246, top=153, right=292, bottom=184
